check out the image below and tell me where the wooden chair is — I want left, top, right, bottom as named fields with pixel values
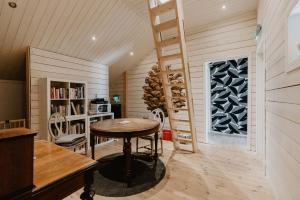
left=9, top=119, right=26, bottom=128
left=136, top=108, right=165, bottom=155
left=48, top=113, right=87, bottom=154
left=0, top=121, right=9, bottom=130
left=0, top=119, right=26, bottom=130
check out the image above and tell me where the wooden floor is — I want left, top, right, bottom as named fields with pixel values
left=65, top=140, right=274, bottom=200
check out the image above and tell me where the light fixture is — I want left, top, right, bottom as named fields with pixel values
left=8, top=1, right=17, bottom=8
left=129, top=52, right=134, bottom=56
left=222, top=5, right=227, bottom=10
left=92, top=36, right=96, bottom=41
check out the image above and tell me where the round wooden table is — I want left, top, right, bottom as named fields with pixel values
left=90, top=118, right=160, bottom=186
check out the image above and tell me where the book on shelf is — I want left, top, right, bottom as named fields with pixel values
left=51, top=87, right=68, bottom=99
left=70, top=86, right=84, bottom=99
left=51, top=104, right=69, bottom=116
left=69, top=122, right=85, bottom=134
left=71, top=102, right=85, bottom=115
left=71, top=102, right=77, bottom=115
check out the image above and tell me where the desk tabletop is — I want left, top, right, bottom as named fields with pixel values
left=90, top=118, right=160, bottom=138
left=33, top=140, right=97, bottom=191
left=0, top=128, right=36, bottom=140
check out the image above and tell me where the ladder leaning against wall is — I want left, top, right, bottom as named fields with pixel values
left=147, top=0, right=197, bottom=152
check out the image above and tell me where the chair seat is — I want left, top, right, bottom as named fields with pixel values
left=55, top=134, right=86, bottom=146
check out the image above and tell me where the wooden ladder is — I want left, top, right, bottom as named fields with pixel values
left=147, top=0, right=197, bottom=152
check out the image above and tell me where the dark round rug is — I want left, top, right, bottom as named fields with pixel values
left=93, top=153, right=166, bottom=197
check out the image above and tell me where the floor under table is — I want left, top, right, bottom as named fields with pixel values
left=64, top=140, right=275, bottom=200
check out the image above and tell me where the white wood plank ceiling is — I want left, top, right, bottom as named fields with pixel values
left=0, top=0, right=258, bottom=81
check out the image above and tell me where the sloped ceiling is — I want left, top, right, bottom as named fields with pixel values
left=0, top=0, right=258, bottom=81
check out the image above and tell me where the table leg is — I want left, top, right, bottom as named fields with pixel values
left=123, top=138, right=126, bottom=154
left=154, top=132, right=158, bottom=164
left=90, top=134, right=95, bottom=160
left=80, top=170, right=95, bottom=200
left=124, top=136, right=132, bottom=187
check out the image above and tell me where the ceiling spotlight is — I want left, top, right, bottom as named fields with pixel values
left=222, top=5, right=227, bottom=10
left=92, top=36, right=96, bottom=41
left=129, top=52, right=134, bottom=56
left=8, top=1, right=17, bottom=8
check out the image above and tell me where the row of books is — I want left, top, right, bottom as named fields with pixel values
left=51, top=87, right=68, bottom=99
left=69, top=122, right=85, bottom=134
left=70, top=87, right=84, bottom=99
left=50, top=104, right=69, bottom=116
left=71, top=102, right=85, bottom=115
left=51, top=103, right=85, bottom=116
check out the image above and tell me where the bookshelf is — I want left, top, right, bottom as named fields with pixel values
left=40, top=78, right=88, bottom=141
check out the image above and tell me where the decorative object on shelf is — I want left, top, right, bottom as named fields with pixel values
left=142, top=64, right=186, bottom=117
left=136, top=108, right=165, bottom=155
left=48, top=112, right=87, bottom=154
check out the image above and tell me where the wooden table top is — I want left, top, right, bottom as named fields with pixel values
left=0, top=128, right=36, bottom=140
left=33, top=140, right=97, bottom=190
left=90, top=118, right=160, bottom=138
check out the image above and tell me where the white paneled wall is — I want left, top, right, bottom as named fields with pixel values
left=111, top=12, right=257, bottom=150
left=258, top=0, right=300, bottom=199
left=28, top=47, right=108, bottom=134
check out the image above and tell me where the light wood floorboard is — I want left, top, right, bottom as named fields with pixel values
left=64, top=140, right=274, bottom=200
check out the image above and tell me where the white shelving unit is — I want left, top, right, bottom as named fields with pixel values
left=40, top=78, right=88, bottom=141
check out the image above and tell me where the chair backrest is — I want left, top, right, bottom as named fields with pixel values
left=9, top=119, right=26, bottom=128
left=151, top=108, right=165, bottom=131
left=48, top=113, right=68, bottom=141
left=0, top=119, right=26, bottom=130
left=0, top=121, right=7, bottom=130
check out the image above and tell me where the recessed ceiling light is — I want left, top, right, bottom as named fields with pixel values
left=129, top=52, right=134, bottom=56
left=8, top=2, right=17, bottom=8
left=222, top=5, right=227, bottom=10
left=92, top=36, right=96, bottom=41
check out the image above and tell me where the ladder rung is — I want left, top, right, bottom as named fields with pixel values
left=154, top=19, right=178, bottom=32
left=175, top=137, right=193, bottom=143
left=151, top=0, right=176, bottom=16
left=168, top=69, right=184, bottom=73
left=160, top=53, right=182, bottom=62
left=158, top=37, right=180, bottom=48
left=161, top=69, right=184, bottom=75
left=174, top=129, right=192, bottom=134
left=171, top=119, right=190, bottom=123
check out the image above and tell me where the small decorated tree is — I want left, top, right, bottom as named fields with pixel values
left=142, top=64, right=186, bottom=117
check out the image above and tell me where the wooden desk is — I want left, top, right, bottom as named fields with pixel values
left=90, top=118, right=159, bottom=186
left=31, top=140, right=98, bottom=200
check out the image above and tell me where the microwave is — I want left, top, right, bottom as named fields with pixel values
left=90, top=103, right=111, bottom=113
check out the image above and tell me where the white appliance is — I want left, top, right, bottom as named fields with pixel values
left=90, top=103, right=111, bottom=114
